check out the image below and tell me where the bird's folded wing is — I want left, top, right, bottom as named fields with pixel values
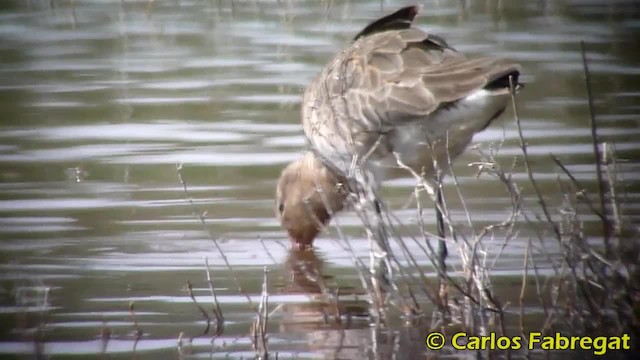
left=348, top=30, right=521, bottom=127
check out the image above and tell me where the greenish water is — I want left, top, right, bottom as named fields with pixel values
left=0, top=0, right=638, bottom=358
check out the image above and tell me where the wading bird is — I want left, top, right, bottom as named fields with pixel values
left=276, top=5, right=522, bottom=248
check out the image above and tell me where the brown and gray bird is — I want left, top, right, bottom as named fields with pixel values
left=276, top=5, right=522, bottom=248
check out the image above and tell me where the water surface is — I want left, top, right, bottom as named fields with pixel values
left=0, top=0, right=639, bottom=358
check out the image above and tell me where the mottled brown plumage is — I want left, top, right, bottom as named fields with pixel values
left=276, top=5, right=522, bottom=247
left=276, top=152, right=347, bottom=248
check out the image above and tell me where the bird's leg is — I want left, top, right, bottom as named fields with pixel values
left=433, top=172, right=447, bottom=290
left=427, top=154, right=449, bottom=312
left=393, top=151, right=448, bottom=309
left=420, top=171, right=448, bottom=306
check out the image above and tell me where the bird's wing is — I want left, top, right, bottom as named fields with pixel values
left=352, top=5, right=421, bottom=41
left=300, top=6, right=521, bottom=171
left=343, top=27, right=521, bottom=129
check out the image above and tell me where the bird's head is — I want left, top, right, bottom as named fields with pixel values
left=275, top=152, right=347, bottom=248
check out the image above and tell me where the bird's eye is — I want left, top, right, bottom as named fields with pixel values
left=278, top=203, right=284, bottom=213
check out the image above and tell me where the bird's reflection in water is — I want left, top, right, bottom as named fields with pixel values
left=276, top=247, right=371, bottom=358
left=275, top=248, right=438, bottom=359
left=279, top=247, right=369, bottom=331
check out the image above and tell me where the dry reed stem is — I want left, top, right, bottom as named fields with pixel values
left=519, top=238, right=531, bottom=355
left=580, top=41, right=612, bottom=255
left=100, top=320, right=111, bottom=358
left=128, top=301, right=142, bottom=353
left=259, top=237, right=278, bottom=265
left=176, top=332, right=184, bottom=360
left=177, top=163, right=258, bottom=314
left=602, top=143, right=622, bottom=237
left=204, top=258, right=225, bottom=337
left=312, top=181, right=378, bottom=319
left=251, top=267, right=270, bottom=359
left=186, top=280, right=212, bottom=336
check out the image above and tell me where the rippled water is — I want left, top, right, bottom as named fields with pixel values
left=0, top=0, right=639, bottom=358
